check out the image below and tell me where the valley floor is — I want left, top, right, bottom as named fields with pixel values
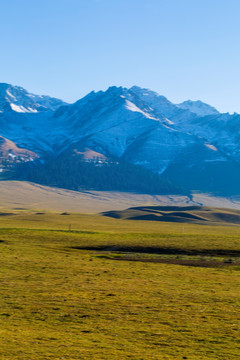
left=1, top=180, right=240, bottom=213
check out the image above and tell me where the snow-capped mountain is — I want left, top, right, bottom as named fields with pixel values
left=1, top=83, right=240, bottom=195
left=49, top=86, right=226, bottom=173
left=177, top=100, right=219, bottom=116
left=0, top=83, right=67, bottom=113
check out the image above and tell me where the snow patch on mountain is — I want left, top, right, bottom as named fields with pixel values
left=205, top=143, right=218, bottom=151
left=125, top=100, right=157, bottom=120
left=10, top=103, right=38, bottom=113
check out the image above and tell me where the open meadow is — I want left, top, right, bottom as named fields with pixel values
left=0, top=210, right=240, bottom=359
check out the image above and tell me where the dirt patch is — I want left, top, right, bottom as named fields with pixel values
left=71, top=245, right=240, bottom=257
left=105, top=256, right=240, bottom=268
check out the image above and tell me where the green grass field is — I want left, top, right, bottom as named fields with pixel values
left=0, top=211, right=240, bottom=359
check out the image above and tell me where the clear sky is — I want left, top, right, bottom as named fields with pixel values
left=1, top=0, right=240, bottom=113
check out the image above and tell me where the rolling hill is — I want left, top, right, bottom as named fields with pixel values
left=103, top=205, right=240, bottom=225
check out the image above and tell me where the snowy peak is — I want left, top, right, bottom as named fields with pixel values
left=177, top=100, right=219, bottom=117
left=102, top=86, right=167, bottom=121
left=0, top=83, right=67, bottom=113
left=56, top=86, right=149, bottom=116
left=128, top=86, right=187, bottom=120
left=130, top=86, right=170, bottom=105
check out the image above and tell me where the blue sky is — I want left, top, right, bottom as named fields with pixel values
left=1, top=0, right=240, bottom=112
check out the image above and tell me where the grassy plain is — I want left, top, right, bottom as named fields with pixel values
left=0, top=211, right=240, bottom=359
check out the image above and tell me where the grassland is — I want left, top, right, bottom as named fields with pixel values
left=0, top=211, right=240, bottom=359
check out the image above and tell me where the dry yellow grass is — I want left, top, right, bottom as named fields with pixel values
left=1, top=180, right=240, bottom=213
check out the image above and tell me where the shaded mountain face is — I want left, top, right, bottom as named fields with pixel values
left=1, top=83, right=240, bottom=195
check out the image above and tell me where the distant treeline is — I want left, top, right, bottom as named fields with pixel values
left=14, top=155, right=187, bottom=195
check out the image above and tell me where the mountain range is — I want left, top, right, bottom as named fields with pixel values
left=1, top=82, right=240, bottom=195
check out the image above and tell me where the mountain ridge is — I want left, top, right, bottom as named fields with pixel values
left=1, top=83, right=240, bottom=195
left=0, top=83, right=67, bottom=113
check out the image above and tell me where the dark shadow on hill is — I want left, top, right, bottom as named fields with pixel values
left=163, top=160, right=240, bottom=196
left=0, top=212, right=15, bottom=216
left=13, top=156, right=187, bottom=195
